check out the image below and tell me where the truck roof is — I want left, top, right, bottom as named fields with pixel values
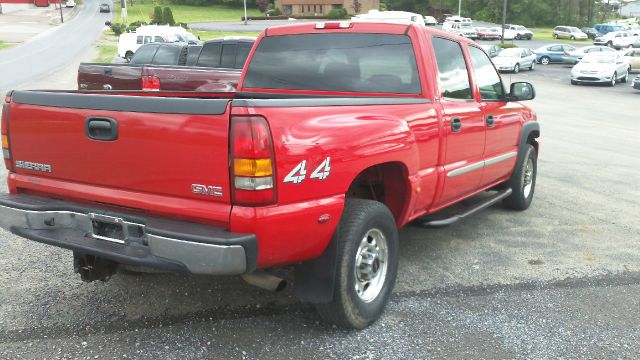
left=264, top=21, right=470, bottom=43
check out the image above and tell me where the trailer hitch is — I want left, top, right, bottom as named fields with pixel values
left=73, top=252, right=119, bottom=282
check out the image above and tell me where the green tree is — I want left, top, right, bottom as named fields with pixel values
left=153, top=6, right=164, bottom=24
left=163, top=7, right=175, bottom=25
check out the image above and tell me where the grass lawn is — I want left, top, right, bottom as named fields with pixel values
left=191, top=30, right=261, bottom=40
left=530, top=27, right=592, bottom=44
left=114, top=1, right=262, bottom=24
left=93, top=44, right=118, bottom=63
left=0, top=41, right=11, bottom=50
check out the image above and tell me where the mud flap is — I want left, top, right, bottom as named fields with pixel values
left=293, top=230, right=339, bottom=304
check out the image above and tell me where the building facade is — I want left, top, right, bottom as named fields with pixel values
left=274, top=0, right=379, bottom=16
left=620, top=1, right=640, bottom=17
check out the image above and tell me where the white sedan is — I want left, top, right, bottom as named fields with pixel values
left=491, top=48, right=537, bottom=73
left=571, top=52, right=630, bottom=86
left=491, top=27, right=517, bottom=40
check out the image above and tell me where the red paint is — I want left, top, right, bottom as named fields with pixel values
left=5, top=22, right=537, bottom=268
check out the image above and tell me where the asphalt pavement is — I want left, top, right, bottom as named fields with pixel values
left=0, top=0, right=111, bottom=95
left=1, top=20, right=640, bottom=358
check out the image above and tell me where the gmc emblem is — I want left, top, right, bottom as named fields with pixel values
left=192, top=184, right=223, bottom=197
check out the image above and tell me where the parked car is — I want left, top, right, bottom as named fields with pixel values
left=593, top=23, right=625, bottom=35
left=491, top=47, right=536, bottom=73
left=581, top=27, right=600, bottom=40
left=117, top=26, right=192, bottom=61
left=561, top=45, right=616, bottom=65
left=633, top=75, right=640, bottom=90
left=593, top=31, right=639, bottom=49
left=1, top=21, right=540, bottom=330
left=553, top=26, right=589, bottom=40
left=65, top=0, right=75, bottom=7
left=492, top=26, right=516, bottom=40
left=504, top=24, right=533, bottom=40
left=351, top=10, right=427, bottom=26
left=99, top=3, right=110, bottom=12
left=622, top=48, right=640, bottom=72
left=475, top=27, right=500, bottom=40
left=480, top=44, right=502, bottom=58
left=445, top=15, right=472, bottom=23
left=443, top=21, right=478, bottom=39
left=570, top=52, right=630, bottom=86
left=424, top=16, right=437, bottom=26
left=535, top=43, right=577, bottom=64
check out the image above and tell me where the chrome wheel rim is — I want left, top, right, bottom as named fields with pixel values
left=354, top=228, right=388, bottom=303
left=541, top=58, right=549, bottom=65
left=523, top=158, right=534, bottom=198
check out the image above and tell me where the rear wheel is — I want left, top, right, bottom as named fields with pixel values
left=571, top=79, right=578, bottom=85
left=514, top=63, right=520, bottom=73
left=553, top=33, right=558, bottom=39
left=125, top=51, right=133, bottom=62
left=622, top=70, right=629, bottom=83
left=540, top=56, right=550, bottom=65
left=503, top=144, right=537, bottom=210
left=570, top=35, right=575, bottom=40
left=529, top=61, right=535, bottom=70
left=315, top=199, right=399, bottom=329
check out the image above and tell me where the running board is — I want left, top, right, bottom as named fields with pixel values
left=420, top=188, right=513, bottom=227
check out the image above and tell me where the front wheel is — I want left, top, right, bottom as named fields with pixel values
left=503, top=144, right=537, bottom=210
left=513, top=63, right=520, bottom=73
left=529, top=61, right=535, bottom=70
left=315, top=199, right=399, bottom=329
left=570, top=35, right=575, bottom=40
left=125, top=51, right=133, bottom=62
left=609, top=72, right=617, bottom=87
left=553, top=33, right=558, bottom=39
left=622, top=70, right=629, bottom=83
left=540, top=56, right=550, bottom=65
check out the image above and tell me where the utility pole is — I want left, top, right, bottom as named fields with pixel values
left=458, top=0, right=461, bottom=16
left=243, top=0, right=248, bottom=25
left=59, top=0, right=64, bottom=23
left=501, top=0, right=507, bottom=45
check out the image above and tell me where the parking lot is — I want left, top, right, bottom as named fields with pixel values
left=1, top=33, right=640, bottom=357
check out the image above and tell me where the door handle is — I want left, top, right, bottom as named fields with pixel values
left=86, top=117, right=118, bottom=141
left=486, top=115, right=495, bottom=128
left=451, top=117, right=462, bottom=132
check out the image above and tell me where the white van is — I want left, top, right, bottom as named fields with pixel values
left=351, top=10, right=426, bottom=26
left=442, top=21, right=478, bottom=39
left=117, top=26, right=187, bottom=62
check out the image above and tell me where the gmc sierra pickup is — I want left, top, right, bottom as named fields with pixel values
left=78, top=37, right=255, bottom=91
left=0, top=22, right=540, bottom=329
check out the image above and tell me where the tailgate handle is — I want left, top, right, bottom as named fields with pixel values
left=86, top=117, right=118, bottom=141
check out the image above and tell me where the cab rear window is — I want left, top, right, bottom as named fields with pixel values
left=243, top=33, right=421, bottom=94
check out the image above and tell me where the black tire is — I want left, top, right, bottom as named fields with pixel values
left=609, top=72, right=617, bottom=87
left=125, top=51, right=133, bottom=62
left=529, top=61, right=535, bottom=70
left=570, top=35, right=575, bottom=40
left=503, top=144, right=537, bottom=210
left=513, top=63, right=520, bottom=73
left=540, top=56, right=550, bottom=65
left=622, top=70, right=629, bottom=83
left=315, top=199, right=399, bottom=329
left=571, top=79, right=578, bottom=85
left=553, top=33, right=558, bottom=39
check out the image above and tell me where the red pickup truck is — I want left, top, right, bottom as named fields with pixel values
left=0, top=22, right=539, bottom=329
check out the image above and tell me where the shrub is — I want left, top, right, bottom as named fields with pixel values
left=152, top=6, right=164, bottom=24
left=327, top=8, right=347, bottom=19
left=163, top=7, right=176, bottom=25
left=498, top=42, right=519, bottom=48
left=109, top=23, right=126, bottom=35
left=270, top=7, right=281, bottom=16
left=256, top=0, right=268, bottom=12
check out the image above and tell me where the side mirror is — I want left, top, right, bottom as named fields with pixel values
left=509, top=82, right=535, bottom=101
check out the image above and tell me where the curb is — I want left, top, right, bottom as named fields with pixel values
left=49, top=3, right=81, bottom=25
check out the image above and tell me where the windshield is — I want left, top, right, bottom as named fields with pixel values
left=582, top=56, right=615, bottom=64
left=612, top=25, right=625, bottom=31
left=244, top=33, right=421, bottom=94
left=516, top=26, right=526, bottom=30
left=570, top=27, right=582, bottom=33
left=497, top=48, right=521, bottom=57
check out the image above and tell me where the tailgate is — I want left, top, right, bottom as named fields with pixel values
left=8, top=91, right=233, bottom=206
left=78, top=64, right=142, bottom=90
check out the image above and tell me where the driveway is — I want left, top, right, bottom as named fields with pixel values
left=0, top=0, right=111, bottom=94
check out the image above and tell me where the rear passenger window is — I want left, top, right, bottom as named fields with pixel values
left=136, top=36, right=143, bottom=44
left=154, top=36, right=164, bottom=43
left=130, top=45, right=158, bottom=64
left=432, top=37, right=472, bottom=100
left=468, top=46, right=504, bottom=101
left=235, top=43, right=253, bottom=69
left=220, top=44, right=238, bottom=68
left=197, top=42, right=222, bottom=67
left=152, top=46, right=181, bottom=65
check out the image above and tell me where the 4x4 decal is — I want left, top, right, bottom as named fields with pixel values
left=284, top=157, right=331, bottom=184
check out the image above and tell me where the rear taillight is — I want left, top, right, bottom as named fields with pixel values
left=564, top=51, right=570, bottom=56
left=230, top=116, right=276, bottom=206
left=141, top=75, right=160, bottom=91
left=1, top=94, right=13, bottom=172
